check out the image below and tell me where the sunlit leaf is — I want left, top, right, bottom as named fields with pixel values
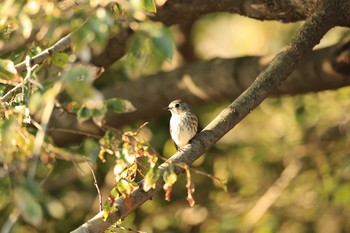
left=103, top=200, right=117, bottom=221
left=145, top=149, right=158, bottom=168
left=62, top=64, right=103, bottom=107
left=77, top=106, right=93, bottom=123
left=73, top=11, right=113, bottom=53
left=163, top=168, right=177, bottom=187
left=119, top=146, right=136, bottom=164
left=110, top=187, right=120, bottom=200
left=0, top=59, right=19, bottom=80
left=143, top=168, right=159, bottom=192
left=52, top=52, right=69, bottom=68
left=104, top=98, right=136, bottom=113
left=143, top=0, right=157, bottom=13
left=19, top=14, right=32, bottom=39
left=98, top=148, right=107, bottom=163
left=92, top=104, right=107, bottom=126
left=99, top=130, right=117, bottom=147
left=117, top=179, right=138, bottom=198
left=163, top=166, right=177, bottom=201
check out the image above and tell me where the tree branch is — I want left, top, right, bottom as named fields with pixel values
left=153, top=0, right=317, bottom=26
left=15, top=0, right=343, bottom=74
left=48, top=37, right=350, bottom=145
left=14, top=34, right=72, bottom=73
left=1, top=55, right=39, bottom=101
left=70, top=2, right=338, bottom=232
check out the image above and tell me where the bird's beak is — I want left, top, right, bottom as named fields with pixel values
left=163, top=106, right=170, bottom=110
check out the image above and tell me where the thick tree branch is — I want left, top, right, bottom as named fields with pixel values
left=16, top=0, right=344, bottom=73
left=154, top=0, right=317, bottom=26
left=70, top=2, right=339, bottom=232
left=49, top=38, right=350, bottom=145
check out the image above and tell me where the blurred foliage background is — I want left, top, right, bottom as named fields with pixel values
left=1, top=0, right=350, bottom=233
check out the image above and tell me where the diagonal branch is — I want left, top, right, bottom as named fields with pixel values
left=48, top=37, right=350, bottom=146
left=70, top=3, right=338, bottom=233
left=14, top=34, right=72, bottom=73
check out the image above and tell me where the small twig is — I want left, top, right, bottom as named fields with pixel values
left=14, top=34, right=72, bottom=73
left=43, top=142, right=92, bottom=163
left=156, top=151, right=226, bottom=187
left=134, top=122, right=148, bottom=136
left=85, top=160, right=103, bottom=212
left=190, top=167, right=226, bottom=188
left=1, top=56, right=38, bottom=101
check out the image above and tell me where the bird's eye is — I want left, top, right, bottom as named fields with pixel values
left=175, top=103, right=180, bottom=108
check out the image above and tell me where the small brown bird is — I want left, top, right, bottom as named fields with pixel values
left=164, top=100, right=198, bottom=150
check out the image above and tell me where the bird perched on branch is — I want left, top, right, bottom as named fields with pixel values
left=164, top=100, right=198, bottom=150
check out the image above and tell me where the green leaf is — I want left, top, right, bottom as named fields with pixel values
left=23, top=177, right=41, bottom=198
left=117, top=180, right=138, bottom=198
left=104, top=98, right=136, bottom=113
left=99, top=130, right=116, bottom=148
left=13, top=93, right=24, bottom=103
left=77, top=106, right=93, bottom=123
left=14, top=187, right=43, bottom=227
left=92, top=104, right=107, bottom=126
left=110, top=187, right=120, bottom=199
left=73, top=11, right=113, bottom=53
left=151, top=28, right=174, bottom=60
left=143, top=0, right=157, bottom=13
left=52, top=52, right=69, bottom=68
left=143, top=168, right=160, bottom=192
left=103, top=200, right=117, bottom=221
left=62, top=64, right=103, bottom=108
left=163, top=168, right=177, bottom=187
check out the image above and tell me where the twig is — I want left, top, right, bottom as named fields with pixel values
left=1, top=56, right=38, bottom=101
left=14, top=33, right=72, bottom=73
left=86, top=160, right=103, bottom=212
left=134, top=122, right=149, bottom=136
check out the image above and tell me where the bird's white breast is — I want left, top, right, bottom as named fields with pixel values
left=170, top=114, right=193, bottom=148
